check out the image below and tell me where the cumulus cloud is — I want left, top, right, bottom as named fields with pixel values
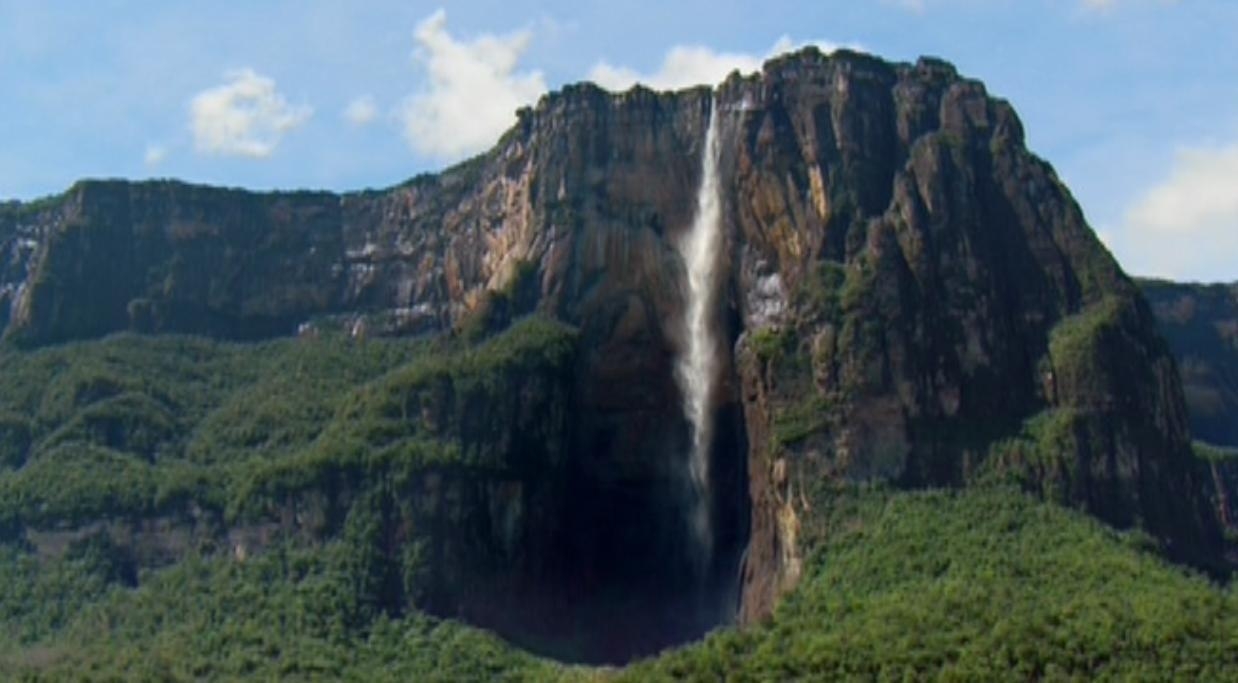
left=587, top=36, right=854, bottom=92
left=399, top=9, right=547, bottom=160
left=189, top=68, right=311, bottom=158
left=1111, top=142, right=1238, bottom=281
left=343, top=95, right=378, bottom=126
left=143, top=144, right=167, bottom=167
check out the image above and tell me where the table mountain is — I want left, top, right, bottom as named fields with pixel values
left=0, top=47, right=1226, bottom=661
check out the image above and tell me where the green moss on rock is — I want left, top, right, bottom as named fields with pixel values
left=771, top=394, right=832, bottom=448
left=1047, top=296, right=1125, bottom=398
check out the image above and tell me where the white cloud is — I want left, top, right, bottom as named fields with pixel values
left=189, top=68, right=311, bottom=158
left=587, top=37, right=853, bottom=92
left=143, top=144, right=166, bottom=167
left=343, top=95, right=378, bottom=126
left=399, top=9, right=547, bottom=160
left=1111, top=142, right=1238, bottom=281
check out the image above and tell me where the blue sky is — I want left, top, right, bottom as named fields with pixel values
left=1, top=1, right=1235, bottom=281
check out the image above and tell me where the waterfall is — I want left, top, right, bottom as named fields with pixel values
left=675, top=101, right=723, bottom=571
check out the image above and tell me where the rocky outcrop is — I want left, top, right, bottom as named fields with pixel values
left=0, top=47, right=1226, bottom=642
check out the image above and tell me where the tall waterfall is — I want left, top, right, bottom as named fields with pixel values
left=675, top=101, right=723, bottom=570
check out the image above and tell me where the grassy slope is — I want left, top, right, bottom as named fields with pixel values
left=0, top=330, right=1234, bottom=680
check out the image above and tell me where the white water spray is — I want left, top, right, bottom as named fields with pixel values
left=675, top=101, right=724, bottom=570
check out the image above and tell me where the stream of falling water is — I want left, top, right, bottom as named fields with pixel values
left=675, top=101, right=723, bottom=573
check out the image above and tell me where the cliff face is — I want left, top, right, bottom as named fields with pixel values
left=1140, top=279, right=1238, bottom=542
left=1, top=83, right=747, bottom=664
left=0, top=47, right=1225, bottom=643
left=707, top=53, right=1224, bottom=616
left=0, top=88, right=724, bottom=542
left=1141, top=280, right=1238, bottom=448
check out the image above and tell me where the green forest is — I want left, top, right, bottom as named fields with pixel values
left=0, top=326, right=1234, bottom=680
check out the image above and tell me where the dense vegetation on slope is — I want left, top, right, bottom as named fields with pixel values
left=623, top=487, right=1237, bottom=681
left=0, top=287, right=1231, bottom=680
left=2, top=481, right=1234, bottom=680
left=0, top=539, right=562, bottom=680
left=0, top=317, right=575, bottom=531
left=0, top=323, right=1231, bottom=678
left=0, top=321, right=583, bottom=680
left=0, top=330, right=425, bottom=525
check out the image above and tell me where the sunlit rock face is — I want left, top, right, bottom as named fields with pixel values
left=0, top=47, right=1226, bottom=661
